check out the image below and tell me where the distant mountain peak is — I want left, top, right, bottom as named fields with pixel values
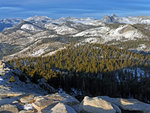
left=101, top=15, right=150, bottom=24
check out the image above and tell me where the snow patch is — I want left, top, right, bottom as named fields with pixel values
left=21, top=24, right=41, bottom=31
left=24, top=104, right=33, bottom=111
left=83, top=38, right=99, bottom=43
left=137, top=44, right=147, bottom=51
left=43, top=47, right=66, bottom=57
left=31, top=48, right=45, bottom=56
left=109, top=25, right=145, bottom=40
left=74, top=26, right=110, bottom=37
left=53, top=25, right=78, bottom=35
left=0, top=77, right=3, bottom=82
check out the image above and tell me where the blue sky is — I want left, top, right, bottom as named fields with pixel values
left=0, top=0, right=150, bottom=19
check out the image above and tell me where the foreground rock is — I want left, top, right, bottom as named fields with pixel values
left=42, top=103, right=77, bottom=113
left=32, top=93, right=80, bottom=112
left=19, top=110, right=34, bottom=113
left=101, top=96, right=150, bottom=113
left=0, top=60, right=9, bottom=76
left=32, top=96, right=57, bottom=112
left=45, top=93, right=80, bottom=106
left=0, top=92, right=79, bottom=113
left=1, top=92, right=150, bottom=113
left=19, top=94, right=35, bottom=104
left=80, top=96, right=116, bottom=113
left=0, top=104, right=19, bottom=113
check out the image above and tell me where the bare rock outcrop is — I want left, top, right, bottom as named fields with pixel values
left=1, top=92, right=150, bottom=113
left=101, top=96, right=150, bottom=113
left=79, top=96, right=116, bottom=113
left=32, top=93, right=80, bottom=112
left=0, top=104, right=19, bottom=113
left=42, top=102, right=77, bottom=113
left=19, top=94, right=35, bottom=104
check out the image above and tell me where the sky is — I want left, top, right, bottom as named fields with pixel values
left=0, top=0, right=150, bottom=19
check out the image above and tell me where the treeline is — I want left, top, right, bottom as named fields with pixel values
left=8, top=43, right=150, bottom=102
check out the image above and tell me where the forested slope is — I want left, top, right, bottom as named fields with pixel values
left=8, top=43, right=150, bottom=102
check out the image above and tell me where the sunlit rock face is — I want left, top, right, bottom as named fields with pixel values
left=0, top=104, right=19, bottom=113
left=100, top=96, right=150, bottom=113
left=79, top=96, right=116, bottom=113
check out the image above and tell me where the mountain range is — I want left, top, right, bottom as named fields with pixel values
left=0, top=15, right=150, bottom=60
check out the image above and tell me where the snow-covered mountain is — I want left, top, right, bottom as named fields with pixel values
left=0, top=15, right=150, bottom=60
left=101, top=14, right=150, bottom=24
left=74, top=24, right=147, bottom=43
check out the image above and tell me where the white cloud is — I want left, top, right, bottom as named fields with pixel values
left=0, top=6, right=22, bottom=10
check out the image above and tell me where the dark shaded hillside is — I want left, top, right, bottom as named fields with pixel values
left=0, top=23, right=12, bottom=32
left=0, top=19, right=21, bottom=32
left=0, top=43, right=21, bottom=60
left=8, top=43, right=150, bottom=102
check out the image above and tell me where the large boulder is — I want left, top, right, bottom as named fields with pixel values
left=111, top=103, right=121, bottom=113
left=19, top=110, right=34, bottom=113
left=0, top=104, right=19, bottom=113
left=42, top=102, right=77, bottom=113
left=0, top=90, right=23, bottom=98
left=45, top=93, right=80, bottom=106
left=45, top=93, right=80, bottom=112
left=101, top=96, right=150, bottom=113
left=0, top=85, right=24, bottom=105
left=19, top=94, right=35, bottom=104
left=0, top=96, right=20, bottom=106
left=32, top=96, right=57, bottom=112
left=79, top=96, right=116, bottom=113
left=32, top=93, right=80, bottom=112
